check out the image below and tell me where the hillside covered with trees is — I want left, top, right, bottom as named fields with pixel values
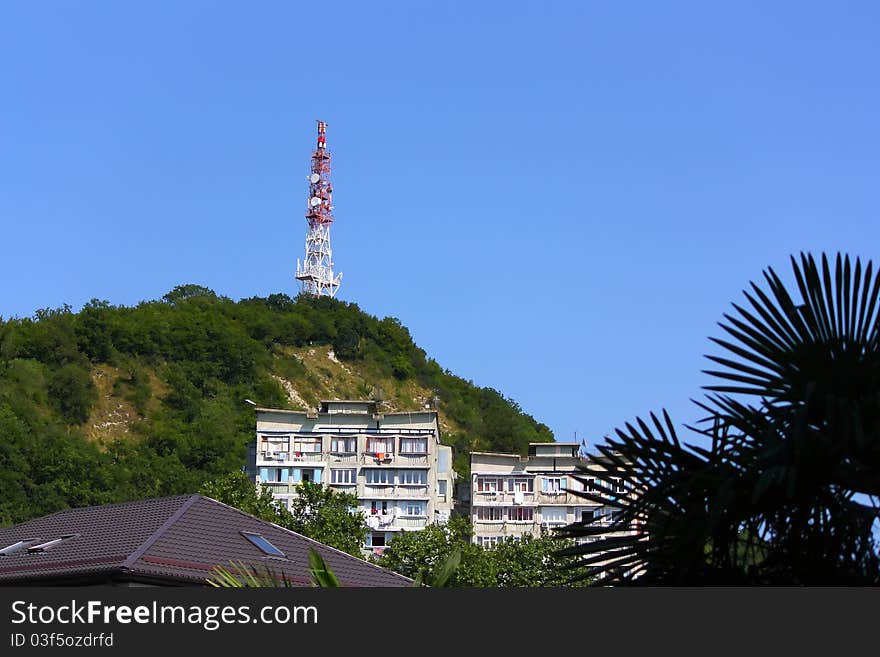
left=0, top=285, right=552, bottom=526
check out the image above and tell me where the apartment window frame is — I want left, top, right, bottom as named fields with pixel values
left=260, top=435, right=290, bottom=456
left=507, top=477, right=534, bottom=493
left=542, top=476, right=566, bottom=494
left=261, top=467, right=288, bottom=483
left=507, top=507, right=534, bottom=523
left=365, top=469, right=393, bottom=485
left=398, top=470, right=427, bottom=486
left=404, top=501, right=427, bottom=517
left=292, top=436, right=322, bottom=454
left=399, top=437, right=428, bottom=455
left=475, top=506, right=504, bottom=522
left=369, top=500, right=390, bottom=516
left=330, top=468, right=357, bottom=485
left=366, top=437, right=394, bottom=455
left=330, top=436, right=357, bottom=454
left=541, top=506, right=567, bottom=524
left=476, top=477, right=503, bottom=493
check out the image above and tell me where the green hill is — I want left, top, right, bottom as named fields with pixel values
left=0, top=285, right=553, bottom=526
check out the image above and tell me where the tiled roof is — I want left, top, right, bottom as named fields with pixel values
left=0, top=495, right=411, bottom=587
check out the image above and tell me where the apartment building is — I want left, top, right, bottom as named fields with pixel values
left=248, top=400, right=455, bottom=557
left=469, top=442, right=633, bottom=547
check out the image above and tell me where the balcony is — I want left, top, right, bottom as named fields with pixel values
left=327, top=452, right=358, bottom=465
left=363, top=485, right=395, bottom=497
left=360, top=485, right=429, bottom=499
left=328, top=482, right=357, bottom=492
left=361, top=452, right=394, bottom=465
left=259, top=451, right=289, bottom=463
left=289, top=452, right=324, bottom=463
left=473, top=491, right=535, bottom=504
left=364, top=513, right=396, bottom=530
left=394, top=516, right=428, bottom=529
left=257, top=479, right=294, bottom=494
left=536, top=491, right=586, bottom=505
left=395, top=453, right=429, bottom=467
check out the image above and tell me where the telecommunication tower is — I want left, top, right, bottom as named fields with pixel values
left=295, top=120, right=342, bottom=297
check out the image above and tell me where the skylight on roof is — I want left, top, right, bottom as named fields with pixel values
left=241, top=532, right=286, bottom=558
left=27, top=534, right=78, bottom=553
left=0, top=539, right=40, bottom=556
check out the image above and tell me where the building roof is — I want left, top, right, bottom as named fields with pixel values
left=0, top=495, right=412, bottom=587
left=528, top=442, right=580, bottom=447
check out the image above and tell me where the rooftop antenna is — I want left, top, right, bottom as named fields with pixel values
left=295, top=120, right=342, bottom=297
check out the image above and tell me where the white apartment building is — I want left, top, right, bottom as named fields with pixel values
left=470, top=442, right=634, bottom=548
left=248, top=400, right=455, bottom=557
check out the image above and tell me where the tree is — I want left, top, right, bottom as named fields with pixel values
left=162, top=284, right=217, bottom=305
left=48, top=362, right=97, bottom=425
left=287, top=482, right=367, bottom=557
left=199, top=472, right=294, bottom=527
left=559, top=253, right=880, bottom=585
left=377, top=517, right=589, bottom=586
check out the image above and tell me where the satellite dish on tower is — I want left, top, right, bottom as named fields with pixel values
left=309, top=173, right=321, bottom=183
left=310, top=197, right=321, bottom=207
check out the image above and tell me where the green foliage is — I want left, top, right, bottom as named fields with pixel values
left=162, top=284, right=218, bottom=305
left=48, top=362, right=97, bottom=425
left=376, top=517, right=589, bottom=587
left=207, top=549, right=347, bottom=588
left=560, top=253, right=880, bottom=585
left=199, top=472, right=294, bottom=527
left=287, top=482, right=366, bottom=557
left=308, top=549, right=340, bottom=587
left=0, top=286, right=551, bottom=527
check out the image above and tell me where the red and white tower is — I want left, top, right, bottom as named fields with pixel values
left=295, top=120, right=342, bottom=297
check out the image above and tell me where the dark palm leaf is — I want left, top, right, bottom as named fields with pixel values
left=560, top=253, right=880, bottom=585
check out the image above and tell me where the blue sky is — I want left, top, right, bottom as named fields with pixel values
left=2, top=2, right=878, bottom=449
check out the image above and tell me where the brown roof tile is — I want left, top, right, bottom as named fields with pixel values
left=0, top=495, right=411, bottom=587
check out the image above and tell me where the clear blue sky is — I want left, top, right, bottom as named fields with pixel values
left=2, top=2, right=878, bottom=449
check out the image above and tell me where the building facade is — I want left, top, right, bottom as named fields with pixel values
left=248, top=400, right=455, bottom=557
left=469, top=442, right=633, bottom=548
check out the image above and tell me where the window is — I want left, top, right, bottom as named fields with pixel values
left=398, top=470, right=427, bottom=486
left=438, top=480, right=447, bottom=496
left=292, top=436, right=321, bottom=454
left=476, top=536, right=502, bottom=548
left=542, top=477, right=566, bottom=493
left=507, top=477, right=534, bottom=492
left=260, top=435, right=289, bottom=456
left=330, top=469, right=356, bottom=485
left=26, top=534, right=79, bottom=553
left=330, top=437, right=357, bottom=453
left=507, top=507, right=534, bottom=522
left=476, top=477, right=503, bottom=492
left=542, top=507, right=567, bottom=524
left=260, top=467, right=289, bottom=483
left=0, top=539, right=40, bottom=556
left=370, top=500, right=389, bottom=515
left=241, top=532, right=286, bottom=558
left=366, top=437, right=394, bottom=454
left=475, top=507, right=504, bottom=521
left=365, top=469, right=392, bottom=485
left=294, top=468, right=322, bottom=484
left=404, top=502, right=426, bottom=517
left=366, top=533, right=386, bottom=548
left=399, top=437, right=427, bottom=454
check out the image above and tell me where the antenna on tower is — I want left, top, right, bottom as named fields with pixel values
left=295, top=120, right=343, bottom=297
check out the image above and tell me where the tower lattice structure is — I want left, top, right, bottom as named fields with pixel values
left=295, top=120, right=342, bottom=297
